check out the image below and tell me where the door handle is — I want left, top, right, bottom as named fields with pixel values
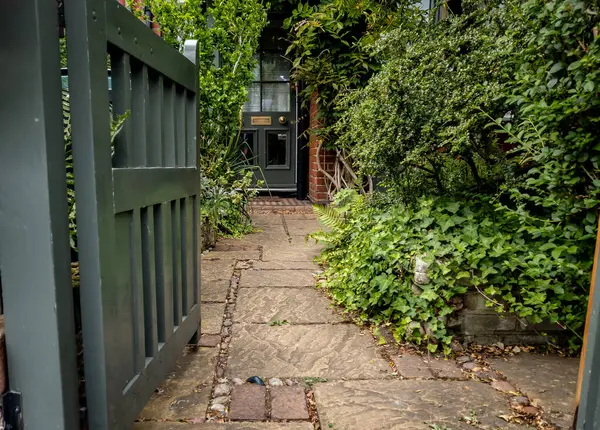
left=279, top=116, right=287, bottom=125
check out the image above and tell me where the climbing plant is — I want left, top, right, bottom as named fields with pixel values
left=310, top=0, right=600, bottom=352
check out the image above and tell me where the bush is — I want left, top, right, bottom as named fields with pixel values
left=314, top=191, right=588, bottom=353
left=310, top=0, right=600, bottom=352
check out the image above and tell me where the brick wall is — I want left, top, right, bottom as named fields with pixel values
left=117, top=0, right=161, bottom=36
left=308, top=93, right=335, bottom=204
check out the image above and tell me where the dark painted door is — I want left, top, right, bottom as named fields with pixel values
left=241, top=34, right=296, bottom=190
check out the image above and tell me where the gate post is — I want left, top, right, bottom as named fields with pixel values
left=0, top=1, right=80, bottom=429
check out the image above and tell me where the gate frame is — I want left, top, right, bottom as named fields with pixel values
left=0, top=1, right=80, bottom=428
left=64, top=0, right=201, bottom=427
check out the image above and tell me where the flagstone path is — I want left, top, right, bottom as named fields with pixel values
left=135, top=211, right=579, bottom=430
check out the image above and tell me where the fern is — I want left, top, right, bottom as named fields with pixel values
left=313, top=204, right=345, bottom=230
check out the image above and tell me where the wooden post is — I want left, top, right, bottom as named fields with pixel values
left=574, top=216, right=600, bottom=426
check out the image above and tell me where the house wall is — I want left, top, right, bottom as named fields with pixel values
left=308, top=93, right=335, bottom=203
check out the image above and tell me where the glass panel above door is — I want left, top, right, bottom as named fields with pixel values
left=261, top=52, right=290, bottom=82
left=243, top=82, right=261, bottom=112
left=262, top=83, right=290, bottom=112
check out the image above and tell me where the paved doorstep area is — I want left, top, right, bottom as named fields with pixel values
left=137, top=212, right=580, bottom=430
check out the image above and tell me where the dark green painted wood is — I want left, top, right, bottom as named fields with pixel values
left=141, top=207, right=159, bottom=357
left=163, top=81, right=176, bottom=166
left=0, top=1, right=80, bottom=427
left=148, top=72, right=164, bottom=166
left=111, top=48, right=133, bottom=167
left=113, top=167, right=199, bottom=213
left=577, top=246, right=600, bottom=429
left=131, top=60, right=149, bottom=166
left=176, top=88, right=187, bottom=166
left=106, top=1, right=197, bottom=92
left=65, top=0, right=201, bottom=427
left=132, top=208, right=146, bottom=374
left=154, top=202, right=174, bottom=343
left=182, top=197, right=194, bottom=315
left=172, top=200, right=183, bottom=326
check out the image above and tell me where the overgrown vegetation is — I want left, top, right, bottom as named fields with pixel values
left=308, top=0, right=600, bottom=352
left=142, top=0, right=268, bottom=237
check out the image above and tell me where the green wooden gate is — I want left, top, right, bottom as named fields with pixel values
left=0, top=0, right=201, bottom=428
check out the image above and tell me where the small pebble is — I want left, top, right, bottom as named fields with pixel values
left=210, top=403, right=225, bottom=413
left=218, top=378, right=228, bottom=384
left=456, top=356, right=471, bottom=364
left=513, top=346, right=521, bottom=353
left=462, top=362, right=478, bottom=371
left=491, top=380, right=517, bottom=394
left=510, top=396, right=530, bottom=406
left=232, top=377, right=244, bottom=385
left=223, top=319, right=233, bottom=327
left=214, top=383, right=230, bottom=397
left=285, top=379, right=294, bottom=386
left=211, top=396, right=228, bottom=405
left=269, top=377, right=283, bottom=386
left=495, top=342, right=505, bottom=350
left=521, top=406, right=540, bottom=416
left=247, top=376, right=265, bottom=385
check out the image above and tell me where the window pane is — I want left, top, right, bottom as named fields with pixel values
left=267, top=131, right=288, bottom=166
left=262, top=83, right=290, bottom=112
left=239, top=131, right=256, bottom=165
left=243, top=83, right=261, bottom=112
left=261, top=52, right=289, bottom=81
left=252, top=53, right=260, bottom=81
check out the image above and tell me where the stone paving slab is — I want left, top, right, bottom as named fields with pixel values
left=201, top=303, right=226, bottom=334
left=262, top=246, right=321, bottom=262
left=229, top=384, right=266, bottom=421
left=202, top=260, right=235, bottom=282
left=203, top=250, right=261, bottom=261
left=201, top=279, right=230, bottom=303
left=284, top=213, right=317, bottom=220
left=234, top=287, right=344, bottom=324
left=134, top=422, right=314, bottom=429
left=314, top=379, right=528, bottom=430
left=252, top=214, right=284, bottom=226
left=227, top=324, right=391, bottom=379
left=271, top=386, right=309, bottom=420
left=239, top=270, right=315, bottom=287
left=222, top=231, right=290, bottom=248
left=289, top=235, right=325, bottom=249
left=393, top=355, right=434, bottom=379
left=489, top=354, right=578, bottom=428
left=285, top=220, right=324, bottom=236
left=251, top=261, right=319, bottom=271
left=138, top=347, right=218, bottom=421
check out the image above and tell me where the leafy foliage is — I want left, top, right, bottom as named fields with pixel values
left=284, top=0, right=414, bottom=139
left=314, top=191, right=588, bottom=354
left=310, top=0, right=600, bottom=351
left=144, top=0, right=268, bottom=235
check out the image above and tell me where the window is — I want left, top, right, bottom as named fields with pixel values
left=242, top=51, right=291, bottom=113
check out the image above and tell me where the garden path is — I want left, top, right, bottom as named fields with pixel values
left=135, top=210, right=579, bottom=430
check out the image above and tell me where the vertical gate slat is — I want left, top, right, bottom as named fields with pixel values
left=163, top=81, right=176, bottom=166
left=182, top=197, right=192, bottom=315
left=185, top=90, right=197, bottom=168
left=172, top=200, right=183, bottom=326
left=142, top=207, right=158, bottom=357
left=111, top=49, right=133, bottom=167
left=132, top=208, right=146, bottom=372
left=131, top=61, right=149, bottom=166
left=175, top=87, right=186, bottom=166
left=155, top=202, right=174, bottom=342
left=193, top=195, right=201, bottom=306
left=148, top=72, right=164, bottom=167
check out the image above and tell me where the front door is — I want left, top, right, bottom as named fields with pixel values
left=241, top=33, right=296, bottom=191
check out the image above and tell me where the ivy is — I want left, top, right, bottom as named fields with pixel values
left=310, top=0, right=600, bottom=352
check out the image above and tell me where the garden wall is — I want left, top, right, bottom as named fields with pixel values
left=308, top=93, right=335, bottom=203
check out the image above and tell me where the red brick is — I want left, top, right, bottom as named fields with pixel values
left=229, top=384, right=266, bottom=420
left=270, top=386, right=309, bottom=420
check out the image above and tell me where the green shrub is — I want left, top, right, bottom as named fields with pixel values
left=313, top=191, right=588, bottom=353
